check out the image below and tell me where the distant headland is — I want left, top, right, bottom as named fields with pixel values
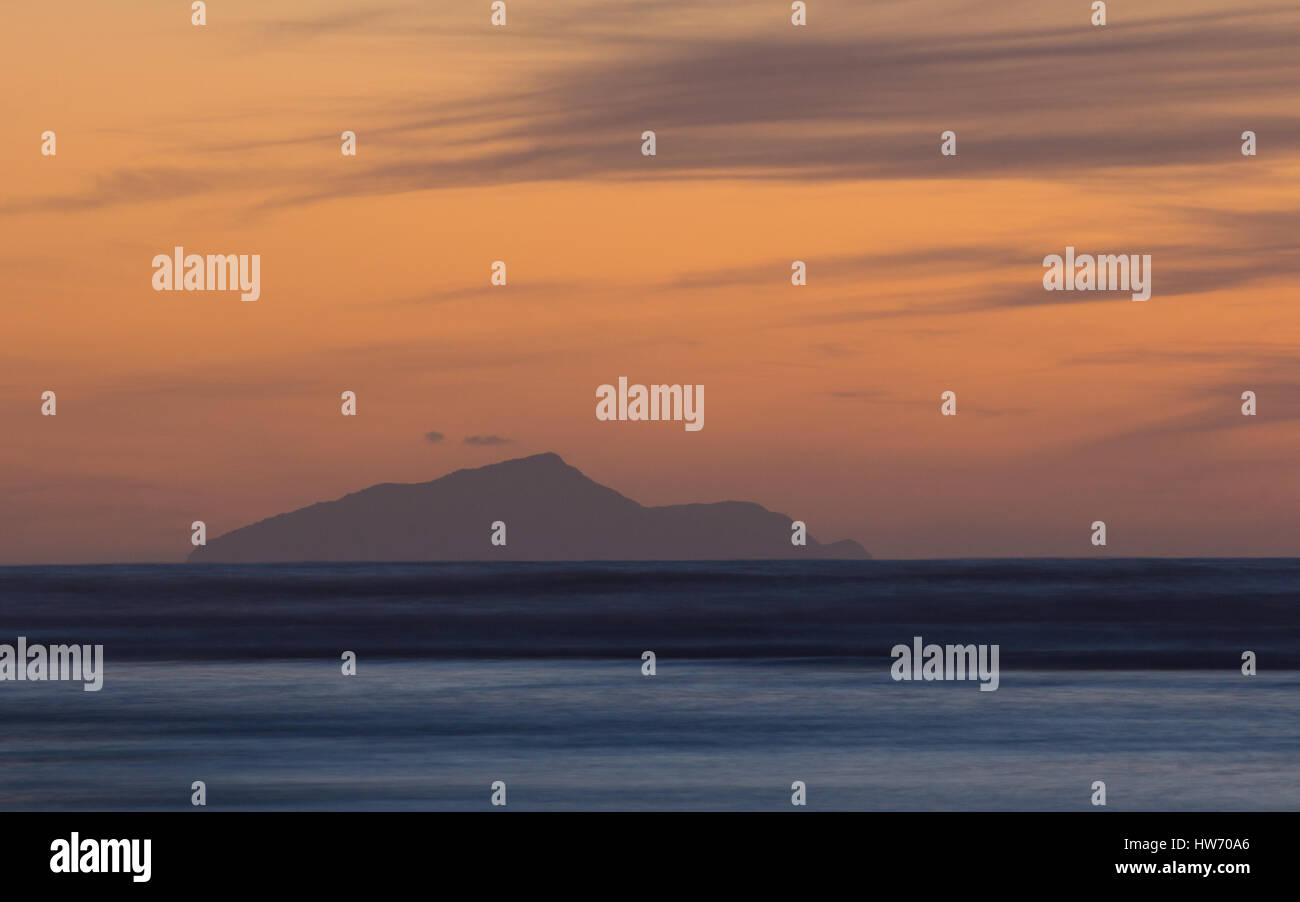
left=187, top=452, right=869, bottom=563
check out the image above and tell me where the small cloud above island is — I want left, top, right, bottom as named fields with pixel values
left=424, top=431, right=445, bottom=443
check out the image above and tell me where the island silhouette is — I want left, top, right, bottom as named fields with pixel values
left=188, top=452, right=869, bottom=562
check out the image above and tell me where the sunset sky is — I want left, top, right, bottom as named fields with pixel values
left=3, top=0, right=1299, bottom=563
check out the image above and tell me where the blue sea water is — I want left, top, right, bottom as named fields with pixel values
left=0, top=560, right=1296, bottom=810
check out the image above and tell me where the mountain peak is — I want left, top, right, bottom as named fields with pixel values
left=480, top=451, right=568, bottom=471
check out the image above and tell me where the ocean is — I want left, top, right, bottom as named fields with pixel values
left=0, top=559, right=1296, bottom=810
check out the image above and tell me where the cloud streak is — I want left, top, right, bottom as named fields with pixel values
left=11, top=2, right=1300, bottom=218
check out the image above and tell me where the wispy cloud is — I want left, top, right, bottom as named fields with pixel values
left=9, top=3, right=1300, bottom=218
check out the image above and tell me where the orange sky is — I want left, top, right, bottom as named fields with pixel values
left=2, top=0, right=1299, bottom=562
